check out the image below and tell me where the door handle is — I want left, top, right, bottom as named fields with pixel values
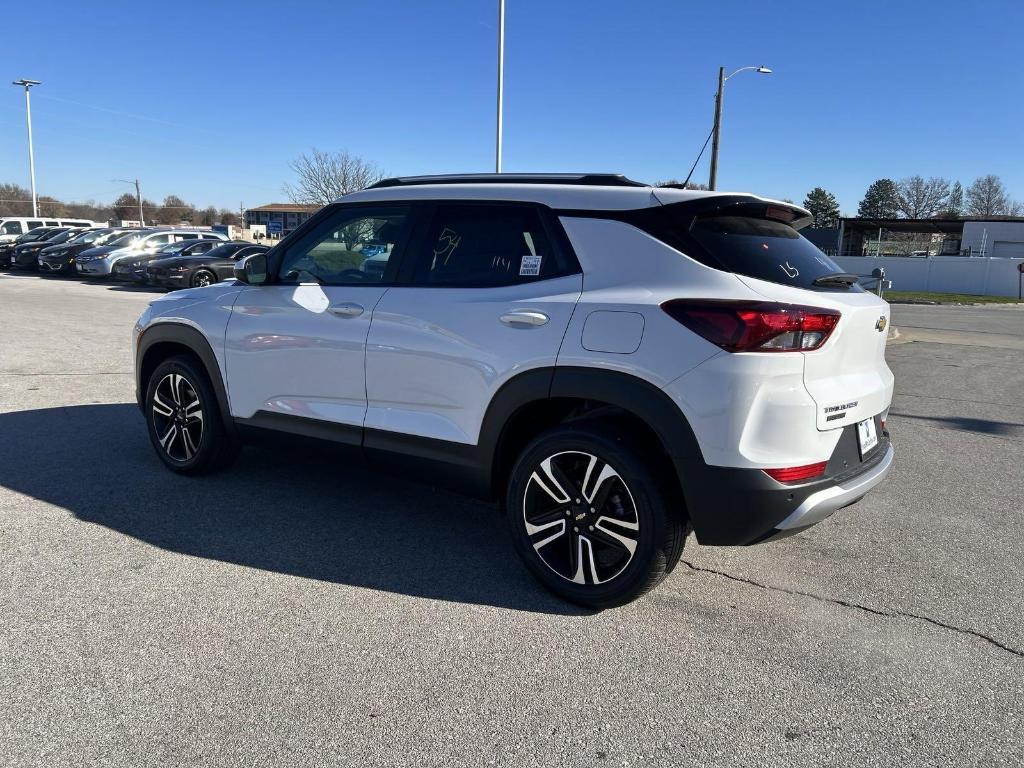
left=500, top=310, right=549, bottom=327
left=328, top=302, right=364, bottom=318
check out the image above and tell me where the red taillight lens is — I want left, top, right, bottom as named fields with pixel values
left=763, top=462, right=827, bottom=484
left=661, top=300, right=840, bottom=353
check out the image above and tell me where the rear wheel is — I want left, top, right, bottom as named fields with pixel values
left=144, top=356, right=239, bottom=475
left=506, top=423, right=686, bottom=609
left=191, top=269, right=216, bottom=288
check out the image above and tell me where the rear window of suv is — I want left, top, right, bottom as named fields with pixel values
left=654, top=202, right=860, bottom=291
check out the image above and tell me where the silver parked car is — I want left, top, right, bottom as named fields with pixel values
left=76, top=228, right=228, bottom=277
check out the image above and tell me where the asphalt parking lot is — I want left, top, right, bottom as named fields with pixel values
left=1, top=274, right=1022, bottom=767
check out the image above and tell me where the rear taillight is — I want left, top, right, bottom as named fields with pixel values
left=661, top=300, right=840, bottom=353
left=763, top=462, right=827, bottom=484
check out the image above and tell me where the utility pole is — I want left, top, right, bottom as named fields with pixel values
left=708, top=67, right=725, bottom=191
left=113, top=178, right=144, bottom=226
left=495, top=0, right=505, bottom=173
left=12, top=79, right=41, bottom=217
left=134, top=179, right=144, bottom=227
left=708, top=65, right=771, bottom=191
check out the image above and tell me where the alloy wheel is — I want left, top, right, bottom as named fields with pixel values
left=522, top=451, right=639, bottom=585
left=193, top=272, right=213, bottom=287
left=151, top=373, right=204, bottom=462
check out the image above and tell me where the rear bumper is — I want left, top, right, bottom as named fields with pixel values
left=677, top=421, right=893, bottom=545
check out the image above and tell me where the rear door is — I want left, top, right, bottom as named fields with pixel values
left=365, top=202, right=582, bottom=446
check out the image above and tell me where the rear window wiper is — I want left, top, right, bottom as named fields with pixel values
left=812, top=272, right=859, bottom=287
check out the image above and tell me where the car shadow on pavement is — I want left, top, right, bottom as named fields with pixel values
left=888, top=411, right=1024, bottom=438
left=0, top=403, right=587, bottom=615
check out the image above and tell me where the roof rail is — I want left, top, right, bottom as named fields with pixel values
left=367, top=173, right=648, bottom=189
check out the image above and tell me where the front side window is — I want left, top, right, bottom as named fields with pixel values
left=2, top=221, right=22, bottom=234
left=412, top=205, right=558, bottom=286
left=277, top=206, right=409, bottom=285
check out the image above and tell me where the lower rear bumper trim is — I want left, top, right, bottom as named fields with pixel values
left=774, top=444, right=894, bottom=530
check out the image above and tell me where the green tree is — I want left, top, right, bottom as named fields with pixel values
left=803, top=187, right=841, bottom=228
left=857, top=179, right=900, bottom=218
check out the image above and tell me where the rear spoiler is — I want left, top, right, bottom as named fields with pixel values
left=652, top=192, right=815, bottom=231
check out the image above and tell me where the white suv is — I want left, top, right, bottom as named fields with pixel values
left=133, top=174, right=894, bottom=607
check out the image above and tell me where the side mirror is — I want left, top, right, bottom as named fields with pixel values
left=234, top=252, right=269, bottom=285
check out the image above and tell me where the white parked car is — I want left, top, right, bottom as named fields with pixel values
left=0, top=216, right=102, bottom=244
left=132, top=174, right=895, bottom=607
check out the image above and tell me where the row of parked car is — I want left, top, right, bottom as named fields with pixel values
left=0, top=221, right=269, bottom=289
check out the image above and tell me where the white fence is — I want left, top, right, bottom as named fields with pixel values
left=833, top=255, right=1024, bottom=297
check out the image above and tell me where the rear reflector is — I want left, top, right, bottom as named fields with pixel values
left=661, top=300, right=840, bottom=353
left=763, top=462, right=827, bottom=484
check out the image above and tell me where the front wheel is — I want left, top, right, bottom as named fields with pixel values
left=144, top=356, right=239, bottom=475
left=191, top=269, right=216, bottom=288
left=506, top=424, right=686, bottom=609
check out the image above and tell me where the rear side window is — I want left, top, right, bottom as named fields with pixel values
left=413, top=204, right=561, bottom=286
left=656, top=203, right=859, bottom=291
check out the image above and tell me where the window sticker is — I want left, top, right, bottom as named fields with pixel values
left=520, top=254, right=542, bottom=276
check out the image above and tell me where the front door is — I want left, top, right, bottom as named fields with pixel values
left=224, top=204, right=412, bottom=439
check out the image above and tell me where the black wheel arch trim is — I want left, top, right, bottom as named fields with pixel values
left=135, top=322, right=235, bottom=437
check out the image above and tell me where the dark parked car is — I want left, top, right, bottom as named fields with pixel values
left=38, top=228, right=133, bottom=274
left=1, top=227, right=65, bottom=269
left=10, top=228, right=84, bottom=270
left=112, top=238, right=226, bottom=283
left=146, top=241, right=268, bottom=289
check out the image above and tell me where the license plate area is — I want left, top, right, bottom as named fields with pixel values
left=857, top=417, right=879, bottom=458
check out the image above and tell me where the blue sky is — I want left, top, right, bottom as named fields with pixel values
left=2, top=0, right=1022, bottom=214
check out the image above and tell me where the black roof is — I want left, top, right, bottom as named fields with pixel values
left=368, top=173, right=647, bottom=189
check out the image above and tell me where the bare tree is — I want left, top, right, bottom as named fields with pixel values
left=283, top=149, right=385, bottom=206
left=965, top=175, right=1010, bottom=217
left=896, top=176, right=950, bottom=218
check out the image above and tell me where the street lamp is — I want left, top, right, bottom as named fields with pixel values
left=708, top=65, right=771, bottom=190
left=113, top=178, right=144, bottom=227
left=12, top=79, right=41, bottom=217
left=495, top=0, right=505, bottom=173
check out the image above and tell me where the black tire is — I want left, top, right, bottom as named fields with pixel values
left=144, top=355, right=239, bottom=475
left=191, top=269, right=216, bottom=288
left=506, top=422, right=686, bottom=609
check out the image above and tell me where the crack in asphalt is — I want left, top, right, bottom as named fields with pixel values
left=680, top=560, right=1024, bottom=659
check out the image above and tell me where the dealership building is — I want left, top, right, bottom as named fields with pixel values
left=244, top=203, right=320, bottom=239
left=805, top=216, right=1024, bottom=259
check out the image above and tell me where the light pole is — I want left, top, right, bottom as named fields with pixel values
left=113, top=178, right=144, bottom=227
left=12, top=79, right=41, bottom=217
left=708, top=65, right=771, bottom=190
left=495, top=0, right=505, bottom=173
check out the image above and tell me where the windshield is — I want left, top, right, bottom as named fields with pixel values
left=157, top=241, right=193, bottom=254
left=46, top=230, right=80, bottom=245
left=19, top=229, right=55, bottom=243
left=70, top=229, right=110, bottom=245
left=108, top=232, right=143, bottom=247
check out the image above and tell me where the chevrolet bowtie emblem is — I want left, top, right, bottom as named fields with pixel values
left=875, top=316, right=887, bottom=332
